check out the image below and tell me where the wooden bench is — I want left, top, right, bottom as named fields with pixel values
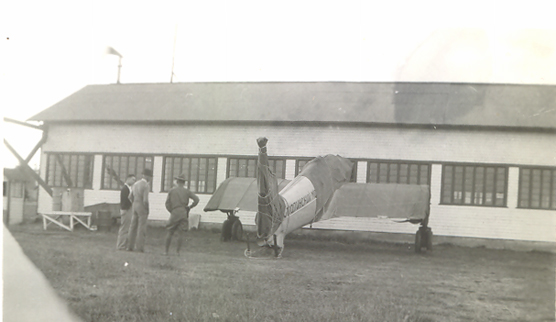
left=41, top=211, right=94, bottom=232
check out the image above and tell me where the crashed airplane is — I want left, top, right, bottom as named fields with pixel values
left=204, top=137, right=432, bottom=257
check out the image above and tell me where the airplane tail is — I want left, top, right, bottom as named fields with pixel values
left=297, top=155, right=354, bottom=221
left=255, top=137, right=285, bottom=239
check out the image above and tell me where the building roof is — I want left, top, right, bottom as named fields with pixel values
left=3, top=167, right=35, bottom=182
left=29, top=82, right=556, bottom=130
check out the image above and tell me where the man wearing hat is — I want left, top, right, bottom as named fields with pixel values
left=127, top=168, right=153, bottom=252
left=164, top=173, right=199, bottom=255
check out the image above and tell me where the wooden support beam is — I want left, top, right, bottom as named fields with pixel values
left=55, top=154, right=73, bottom=187
left=105, top=164, right=124, bottom=187
left=25, top=131, right=48, bottom=163
left=3, top=117, right=43, bottom=130
left=3, top=139, right=53, bottom=197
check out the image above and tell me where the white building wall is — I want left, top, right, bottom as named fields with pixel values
left=216, top=157, right=228, bottom=184
left=356, top=161, right=367, bottom=183
left=507, top=167, right=519, bottom=209
left=92, top=155, right=103, bottom=190
left=43, top=123, right=555, bottom=166
left=8, top=198, right=24, bottom=225
left=37, top=151, right=51, bottom=214
left=37, top=123, right=556, bottom=243
left=284, top=160, right=296, bottom=180
left=6, top=181, right=24, bottom=225
left=426, top=165, right=555, bottom=243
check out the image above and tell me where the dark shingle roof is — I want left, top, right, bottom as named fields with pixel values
left=29, top=82, right=556, bottom=129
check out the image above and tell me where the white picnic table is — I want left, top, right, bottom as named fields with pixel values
left=41, top=211, right=94, bottom=232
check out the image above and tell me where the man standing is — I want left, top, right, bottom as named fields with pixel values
left=164, top=174, right=199, bottom=255
left=127, top=168, right=152, bottom=252
left=116, top=174, right=136, bottom=250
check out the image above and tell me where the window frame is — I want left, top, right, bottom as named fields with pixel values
left=45, top=152, right=94, bottom=189
left=366, top=159, right=431, bottom=186
left=161, top=155, right=218, bottom=194
left=295, top=157, right=316, bottom=176
left=295, top=157, right=358, bottom=182
left=517, top=166, right=556, bottom=210
left=227, top=156, right=287, bottom=179
left=101, top=154, right=154, bottom=191
left=10, top=181, right=24, bottom=198
left=440, top=163, right=508, bottom=207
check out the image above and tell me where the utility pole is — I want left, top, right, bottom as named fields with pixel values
left=170, top=25, right=178, bottom=83
left=117, top=56, right=122, bottom=84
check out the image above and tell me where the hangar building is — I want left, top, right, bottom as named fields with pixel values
left=29, top=82, right=556, bottom=247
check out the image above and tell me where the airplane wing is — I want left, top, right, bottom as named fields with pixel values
left=203, top=177, right=291, bottom=212
left=320, top=183, right=430, bottom=224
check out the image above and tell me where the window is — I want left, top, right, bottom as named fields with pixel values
left=102, top=155, right=153, bottom=190
left=227, top=157, right=286, bottom=179
left=441, top=164, right=507, bottom=207
left=46, top=153, right=94, bottom=188
left=518, top=167, right=556, bottom=210
left=295, top=158, right=314, bottom=176
left=228, top=157, right=257, bottom=178
left=162, top=156, right=217, bottom=193
left=11, top=182, right=24, bottom=198
left=367, top=161, right=430, bottom=185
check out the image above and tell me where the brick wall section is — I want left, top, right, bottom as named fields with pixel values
left=37, top=123, right=556, bottom=242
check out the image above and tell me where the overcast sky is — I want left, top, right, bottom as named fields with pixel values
left=1, top=0, right=555, bottom=169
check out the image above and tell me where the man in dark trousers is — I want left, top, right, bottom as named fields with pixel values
left=164, top=174, right=199, bottom=255
left=127, top=168, right=153, bottom=252
left=117, top=174, right=136, bottom=250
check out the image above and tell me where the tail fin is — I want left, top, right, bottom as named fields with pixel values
left=255, top=137, right=284, bottom=238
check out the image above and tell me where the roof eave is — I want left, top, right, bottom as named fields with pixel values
left=39, top=119, right=556, bottom=133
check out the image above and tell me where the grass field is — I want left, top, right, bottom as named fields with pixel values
left=8, top=223, right=556, bottom=322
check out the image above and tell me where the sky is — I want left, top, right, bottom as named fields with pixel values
left=1, top=0, right=555, bottom=170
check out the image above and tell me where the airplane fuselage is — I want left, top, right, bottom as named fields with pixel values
left=272, top=176, right=317, bottom=243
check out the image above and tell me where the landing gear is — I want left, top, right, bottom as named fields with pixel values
left=231, top=219, right=243, bottom=241
left=244, top=234, right=283, bottom=258
left=221, top=208, right=243, bottom=242
left=272, top=234, right=282, bottom=258
left=415, top=226, right=433, bottom=253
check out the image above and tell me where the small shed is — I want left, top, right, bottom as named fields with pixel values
left=3, top=168, right=37, bottom=225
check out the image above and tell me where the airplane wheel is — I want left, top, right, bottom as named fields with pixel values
left=425, top=228, right=433, bottom=251
left=244, top=248, right=253, bottom=258
left=221, top=219, right=232, bottom=242
left=415, top=229, right=423, bottom=253
left=231, top=219, right=243, bottom=241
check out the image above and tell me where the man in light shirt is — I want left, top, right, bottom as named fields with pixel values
left=127, top=168, right=152, bottom=252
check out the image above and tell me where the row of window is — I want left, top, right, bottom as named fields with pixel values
left=44, top=153, right=556, bottom=210
left=441, top=165, right=507, bottom=207
left=46, top=154, right=94, bottom=189
left=227, top=157, right=287, bottom=179
left=162, top=156, right=217, bottom=193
